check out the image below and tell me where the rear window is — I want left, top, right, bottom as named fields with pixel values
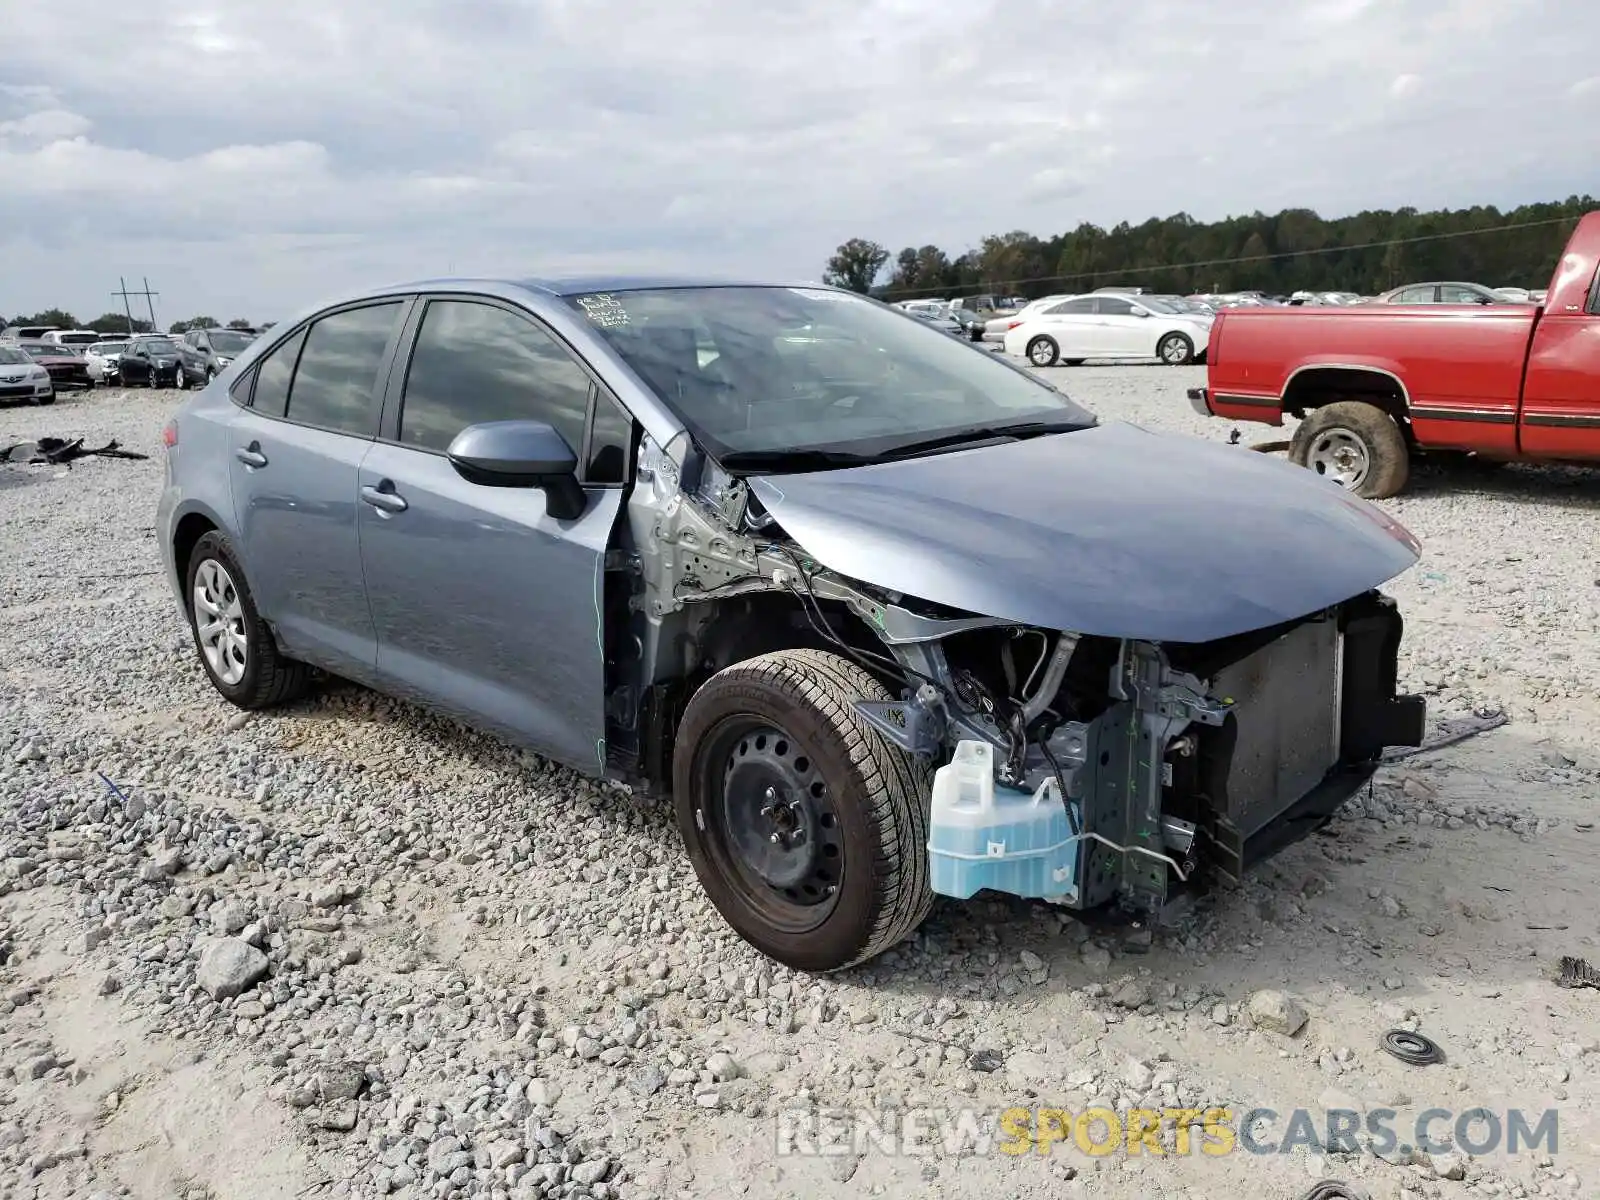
left=250, top=329, right=307, bottom=419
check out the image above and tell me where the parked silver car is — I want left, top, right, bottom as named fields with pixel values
left=156, top=277, right=1425, bottom=972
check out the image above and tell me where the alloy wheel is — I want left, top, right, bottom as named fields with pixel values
left=193, top=558, right=249, bottom=685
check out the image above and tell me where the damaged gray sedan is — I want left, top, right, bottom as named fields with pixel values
left=156, top=277, right=1426, bottom=972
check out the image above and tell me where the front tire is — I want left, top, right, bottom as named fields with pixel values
left=1289, top=401, right=1411, bottom=499
left=184, top=531, right=310, bottom=709
left=1026, top=336, right=1060, bottom=367
left=34, top=390, right=55, bottom=406
left=673, top=649, right=933, bottom=973
left=1158, top=331, right=1195, bottom=365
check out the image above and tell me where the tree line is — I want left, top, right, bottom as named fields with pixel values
left=5, top=308, right=265, bottom=336
left=822, top=196, right=1597, bottom=299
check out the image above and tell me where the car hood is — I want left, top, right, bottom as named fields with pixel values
left=746, top=421, right=1420, bottom=644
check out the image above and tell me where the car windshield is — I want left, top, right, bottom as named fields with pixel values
left=565, top=286, right=1096, bottom=467
left=22, top=346, right=57, bottom=358
left=0, top=347, right=30, bottom=365
left=139, top=338, right=177, bottom=353
left=206, top=330, right=253, bottom=353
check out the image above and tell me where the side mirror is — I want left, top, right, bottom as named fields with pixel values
left=446, top=420, right=585, bottom=520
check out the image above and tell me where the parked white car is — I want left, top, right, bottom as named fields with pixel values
left=84, top=341, right=130, bottom=383
left=1003, top=294, right=1213, bottom=366
left=895, top=299, right=950, bottom=320
left=41, top=329, right=103, bottom=349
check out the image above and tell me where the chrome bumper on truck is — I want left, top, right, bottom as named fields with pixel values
left=928, top=592, right=1425, bottom=917
left=1187, top=386, right=1211, bottom=417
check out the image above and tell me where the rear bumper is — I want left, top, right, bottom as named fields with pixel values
left=1187, top=386, right=1211, bottom=416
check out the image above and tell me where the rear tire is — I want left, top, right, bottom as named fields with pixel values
left=1157, top=331, right=1195, bottom=365
left=1289, top=401, right=1410, bottom=499
left=1025, top=336, right=1060, bottom=367
left=673, top=649, right=933, bottom=973
left=184, top=531, right=310, bottom=709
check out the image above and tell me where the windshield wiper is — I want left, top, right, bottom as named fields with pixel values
left=874, top=417, right=1092, bottom=461
left=716, top=447, right=878, bottom=473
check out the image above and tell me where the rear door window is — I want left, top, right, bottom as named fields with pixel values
left=1045, top=298, right=1095, bottom=315
left=249, top=328, right=308, bottom=419
left=282, top=303, right=403, bottom=435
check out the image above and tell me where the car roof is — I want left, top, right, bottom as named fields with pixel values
left=376, top=274, right=827, bottom=298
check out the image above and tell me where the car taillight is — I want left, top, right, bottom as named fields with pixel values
left=1007, top=320, right=1023, bottom=330
left=161, top=420, right=178, bottom=449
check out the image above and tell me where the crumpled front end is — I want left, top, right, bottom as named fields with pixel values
left=614, top=431, right=1426, bottom=924
left=898, top=597, right=1424, bottom=917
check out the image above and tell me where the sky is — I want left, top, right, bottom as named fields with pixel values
left=2, top=0, right=1597, bottom=325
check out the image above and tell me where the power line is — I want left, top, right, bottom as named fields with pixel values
left=880, top=214, right=1583, bottom=298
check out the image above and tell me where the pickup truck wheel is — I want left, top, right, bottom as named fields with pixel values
left=1157, top=331, right=1195, bottom=364
left=1289, top=401, right=1410, bottom=499
left=1026, top=336, right=1060, bottom=367
left=673, top=648, right=933, bottom=974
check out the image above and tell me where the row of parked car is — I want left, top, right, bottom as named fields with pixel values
left=893, top=276, right=1551, bottom=368
left=0, top=324, right=262, bottom=402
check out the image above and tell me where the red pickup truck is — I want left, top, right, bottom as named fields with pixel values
left=1188, top=211, right=1600, bottom=498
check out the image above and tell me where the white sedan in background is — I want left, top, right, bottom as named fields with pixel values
left=1002, top=293, right=1213, bottom=367
left=84, top=340, right=130, bottom=384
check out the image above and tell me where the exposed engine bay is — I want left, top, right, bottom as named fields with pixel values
left=601, top=432, right=1427, bottom=921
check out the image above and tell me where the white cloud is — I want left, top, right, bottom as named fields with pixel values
left=0, top=108, right=92, bottom=143
left=0, top=0, right=1594, bottom=322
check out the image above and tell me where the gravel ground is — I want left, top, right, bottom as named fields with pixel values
left=1, top=372, right=1598, bottom=1200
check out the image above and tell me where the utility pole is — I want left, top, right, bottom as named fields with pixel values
left=112, top=277, right=160, bottom=334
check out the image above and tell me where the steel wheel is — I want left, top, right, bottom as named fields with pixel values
left=1304, top=426, right=1371, bottom=489
left=1159, top=332, right=1194, bottom=364
left=193, top=558, right=248, bottom=686
left=709, top=720, right=844, bottom=932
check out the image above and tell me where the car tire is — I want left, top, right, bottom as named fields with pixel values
left=1289, top=401, right=1410, bottom=499
left=175, top=370, right=188, bottom=390
left=1157, top=331, right=1195, bottom=365
left=673, top=648, right=934, bottom=974
left=184, top=530, right=310, bottom=710
left=1025, top=336, right=1060, bottom=367
left=34, top=390, right=55, bottom=406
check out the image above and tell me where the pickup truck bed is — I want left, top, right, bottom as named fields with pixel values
left=1188, top=211, right=1600, bottom=497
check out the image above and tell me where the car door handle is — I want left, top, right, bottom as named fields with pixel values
left=361, top=482, right=408, bottom=514
left=234, top=443, right=267, bottom=468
